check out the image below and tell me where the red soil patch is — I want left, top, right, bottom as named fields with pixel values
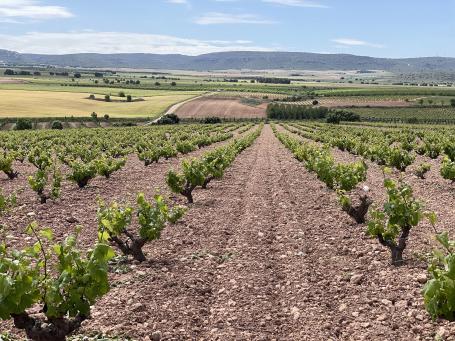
left=175, top=98, right=267, bottom=119
left=0, top=79, right=26, bottom=84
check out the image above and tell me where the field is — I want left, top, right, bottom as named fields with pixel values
left=350, top=107, right=455, bottom=123
left=175, top=97, right=267, bottom=118
left=1, top=121, right=455, bottom=340
left=0, top=89, right=202, bottom=118
left=2, top=70, right=455, bottom=123
left=291, top=96, right=414, bottom=108
left=3, top=67, right=455, bottom=341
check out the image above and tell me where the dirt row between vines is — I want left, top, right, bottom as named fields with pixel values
left=277, top=123, right=455, bottom=340
left=2, top=124, right=455, bottom=340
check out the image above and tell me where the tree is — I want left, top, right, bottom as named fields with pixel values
left=451, top=99, right=455, bottom=107
left=104, top=114, right=110, bottom=121
left=91, top=112, right=98, bottom=120
left=74, top=73, right=82, bottom=78
left=104, top=95, right=111, bottom=102
left=4, top=69, right=15, bottom=75
left=126, top=95, right=132, bottom=102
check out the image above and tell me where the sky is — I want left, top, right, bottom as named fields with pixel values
left=0, top=0, right=454, bottom=58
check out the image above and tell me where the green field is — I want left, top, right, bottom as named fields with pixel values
left=350, top=106, right=455, bottom=123
left=3, top=68, right=455, bottom=122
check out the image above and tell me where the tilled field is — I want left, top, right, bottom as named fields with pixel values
left=1, top=125, right=455, bottom=340
left=175, top=98, right=267, bottom=119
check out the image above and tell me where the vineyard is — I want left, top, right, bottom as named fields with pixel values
left=1, top=121, right=455, bottom=340
left=284, top=96, right=414, bottom=108
left=350, top=107, right=455, bottom=124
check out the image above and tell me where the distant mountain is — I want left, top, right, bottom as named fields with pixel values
left=1, top=49, right=455, bottom=72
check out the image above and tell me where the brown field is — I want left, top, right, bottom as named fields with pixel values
left=0, top=79, right=26, bottom=84
left=175, top=97, right=267, bottom=118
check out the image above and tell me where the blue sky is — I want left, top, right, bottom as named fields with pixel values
left=0, top=0, right=454, bottom=57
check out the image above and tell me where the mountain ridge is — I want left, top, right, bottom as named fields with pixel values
left=1, top=49, right=455, bottom=72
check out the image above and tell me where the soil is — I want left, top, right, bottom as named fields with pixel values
left=175, top=98, right=267, bottom=119
left=316, top=99, right=413, bottom=108
left=0, top=79, right=26, bottom=84
left=1, top=125, right=455, bottom=340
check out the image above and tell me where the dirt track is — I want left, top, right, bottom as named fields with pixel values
left=1, top=125, right=455, bottom=340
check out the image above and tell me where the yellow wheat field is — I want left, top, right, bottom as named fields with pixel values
left=0, top=89, right=202, bottom=118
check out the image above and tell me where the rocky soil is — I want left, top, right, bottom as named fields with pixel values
left=1, top=125, right=455, bottom=340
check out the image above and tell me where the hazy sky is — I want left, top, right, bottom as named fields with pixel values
left=0, top=0, right=454, bottom=57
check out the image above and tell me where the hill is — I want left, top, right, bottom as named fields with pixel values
left=1, top=49, right=455, bottom=72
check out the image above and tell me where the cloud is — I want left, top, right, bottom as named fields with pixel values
left=194, top=12, right=276, bottom=25
left=166, top=0, right=189, bottom=4
left=0, top=0, right=73, bottom=20
left=332, top=38, right=384, bottom=49
left=0, top=31, right=275, bottom=55
left=262, top=0, right=328, bottom=8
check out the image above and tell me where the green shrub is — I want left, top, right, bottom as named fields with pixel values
left=15, top=119, right=33, bottom=130
left=0, top=223, right=113, bottom=341
left=327, top=110, right=361, bottom=124
left=51, top=120, right=63, bottom=130
left=202, top=116, right=222, bottom=124
left=367, top=177, right=435, bottom=265
left=97, top=193, right=185, bottom=262
left=156, top=114, right=180, bottom=125
left=414, top=163, right=431, bottom=179
left=423, top=232, right=455, bottom=320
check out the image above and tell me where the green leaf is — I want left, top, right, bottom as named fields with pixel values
left=39, top=228, right=53, bottom=241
